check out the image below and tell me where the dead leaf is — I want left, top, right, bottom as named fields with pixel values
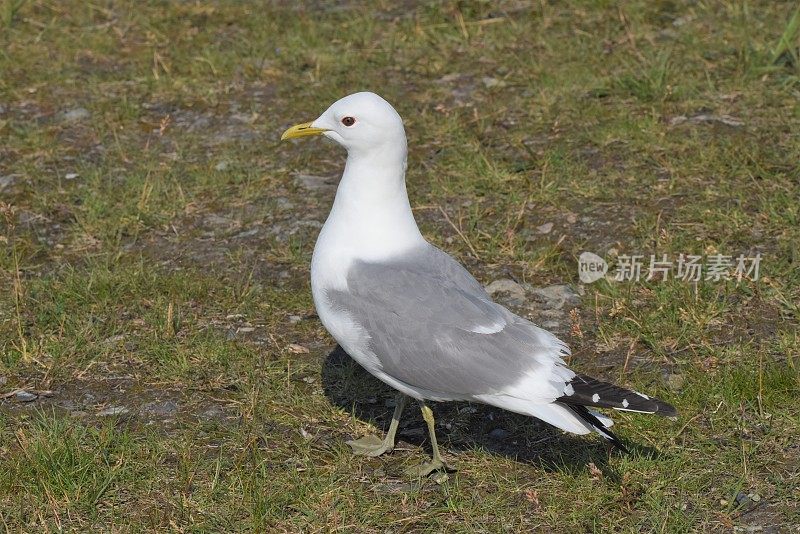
left=288, top=344, right=309, bottom=354
left=524, top=489, right=540, bottom=508
left=588, top=462, right=603, bottom=481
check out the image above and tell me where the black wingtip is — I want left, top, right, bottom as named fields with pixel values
left=558, top=373, right=678, bottom=417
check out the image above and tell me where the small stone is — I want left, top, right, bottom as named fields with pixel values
left=431, top=471, right=449, bottom=484
left=666, top=374, right=685, bottom=391
left=62, top=107, right=90, bottom=122
left=749, top=493, right=761, bottom=502
left=482, top=77, right=506, bottom=88
left=233, top=228, right=259, bottom=239
left=0, top=175, right=18, bottom=191
left=237, top=326, right=255, bottom=333
left=65, top=173, right=79, bottom=180
left=287, top=344, right=309, bottom=354
left=0, top=376, right=7, bottom=386
left=275, top=197, right=295, bottom=210
left=299, top=427, right=313, bottom=440
left=141, top=400, right=178, bottom=416
left=97, top=406, right=129, bottom=416
left=204, top=214, right=232, bottom=227
left=214, top=161, right=230, bottom=171
left=226, top=314, right=244, bottom=321
left=293, top=173, right=337, bottom=192
left=536, top=222, right=553, bottom=234
left=288, top=315, right=302, bottom=323
left=485, top=279, right=526, bottom=305
left=201, top=405, right=225, bottom=420
left=530, top=284, right=580, bottom=310
left=15, top=390, right=38, bottom=402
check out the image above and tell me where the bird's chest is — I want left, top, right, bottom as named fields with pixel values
left=309, top=226, right=376, bottom=364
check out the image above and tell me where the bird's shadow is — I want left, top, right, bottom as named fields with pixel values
left=322, top=345, right=662, bottom=480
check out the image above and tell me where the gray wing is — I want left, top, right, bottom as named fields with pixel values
left=326, top=244, right=571, bottom=398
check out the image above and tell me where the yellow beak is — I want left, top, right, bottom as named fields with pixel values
left=280, top=121, right=328, bottom=141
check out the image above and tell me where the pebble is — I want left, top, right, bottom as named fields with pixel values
left=293, top=173, right=337, bottom=192
left=536, top=222, right=553, bottom=234
left=204, top=214, right=232, bottom=227
left=233, top=228, right=259, bottom=239
left=667, top=374, right=685, bottom=390
left=0, top=175, right=17, bottom=191
left=141, top=400, right=179, bottom=416
left=735, top=492, right=749, bottom=506
left=485, top=279, right=526, bottom=305
left=65, top=173, right=79, bottom=180
left=482, top=77, right=506, bottom=88
left=530, top=284, right=580, bottom=310
left=288, top=315, right=302, bottom=323
left=97, top=406, right=129, bottom=416
left=201, top=405, right=225, bottom=420
left=15, top=390, right=38, bottom=402
left=275, top=197, right=295, bottom=210
left=214, top=161, right=230, bottom=171
left=62, top=107, right=90, bottom=122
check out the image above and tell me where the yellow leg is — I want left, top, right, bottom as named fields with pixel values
left=405, top=401, right=450, bottom=478
left=347, top=394, right=407, bottom=457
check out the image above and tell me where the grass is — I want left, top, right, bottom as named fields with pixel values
left=1, top=0, right=799, bottom=531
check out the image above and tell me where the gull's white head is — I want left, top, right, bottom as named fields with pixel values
left=281, top=92, right=406, bottom=157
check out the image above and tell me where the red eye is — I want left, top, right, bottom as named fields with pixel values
left=341, top=116, right=356, bottom=127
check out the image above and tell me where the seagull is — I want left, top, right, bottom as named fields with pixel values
left=281, top=92, right=676, bottom=476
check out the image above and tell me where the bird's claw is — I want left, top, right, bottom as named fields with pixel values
left=346, top=434, right=393, bottom=457
left=404, top=457, right=451, bottom=479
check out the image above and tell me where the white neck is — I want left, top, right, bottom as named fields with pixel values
left=315, top=144, right=425, bottom=264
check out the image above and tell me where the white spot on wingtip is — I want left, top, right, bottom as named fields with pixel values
left=591, top=393, right=600, bottom=403
left=622, top=399, right=629, bottom=408
left=564, top=383, right=575, bottom=396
